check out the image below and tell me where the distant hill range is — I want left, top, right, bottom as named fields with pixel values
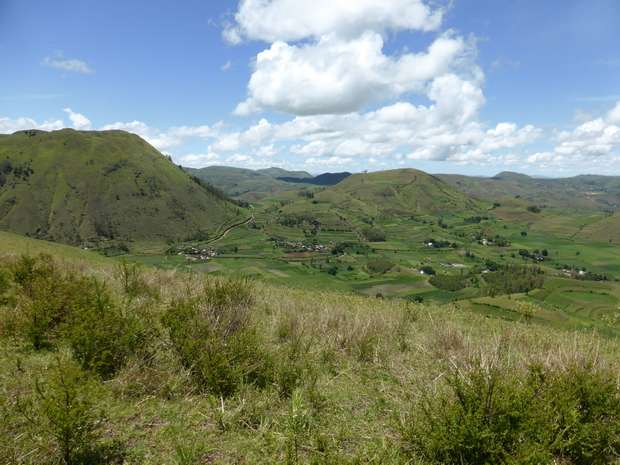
left=185, top=166, right=351, bottom=200
left=0, top=129, right=246, bottom=250
left=436, top=171, right=620, bottom=212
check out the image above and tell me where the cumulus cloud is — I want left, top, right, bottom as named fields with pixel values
left=99, top=121, right=217, bottom=151
left=234, top=31, right=474, bottom=116
left=223, top=0, right=444, bottom=44
left=526, top=103, right=620, bottom=167
left=178, top=153, right=222, bottom=167
left=605, top=102, right=620, bottom=125
left=209, top=73, right=543, bottom=166
left=41, top=51, right=94, bottom=74
left=218, top=0, right=546, bottom=167
left=0, top=116, right=64, bottom=133
left=63, top=108, right=92, bottom=130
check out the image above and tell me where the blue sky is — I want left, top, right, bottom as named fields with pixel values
left=2, top=0, right=620, bottom=176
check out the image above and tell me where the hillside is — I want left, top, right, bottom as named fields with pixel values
left=256, top=167, right=313, bottom=179
left=2, top=235, right=620, bottom=463
left=437, top=172, right=620, bottom=212
left=0, top=129, right=246, bottom=251
left=324, top=168, right=484, bottom=217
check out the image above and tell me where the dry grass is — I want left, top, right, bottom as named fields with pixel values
left=2, top=253, right=620, bottom=463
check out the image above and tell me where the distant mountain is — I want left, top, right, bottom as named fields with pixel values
left=257, top=167, right=313, bottom=179
left=0, top=129, right=246, bottom=249
left=436, top=172, right=620, bottom=212
left=276, top=172, right=351, bottom=186
left=491, top=171, right=535, bottom=183
left=187, top=166, right=351, bottom=200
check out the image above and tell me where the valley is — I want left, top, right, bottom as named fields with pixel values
left=131, top=167, right=620, bottom=333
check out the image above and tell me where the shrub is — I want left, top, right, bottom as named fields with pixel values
left=19, top=358, right=106, bottom=465
left=428, top=274, right=469, bottom=291
left=61, top=278, right=148, bottom=379
left=402, top=357, right=620, bottom=464
left=162, top=279, right=272, bottom=397
left=419, top=266, right=436, bottom=276
left=22, top=276, right=95, bottom=350
left=360, top=227, right=387, bottom=242
left=366, top=259, right=394, bottom=275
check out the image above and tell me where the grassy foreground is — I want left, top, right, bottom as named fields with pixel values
left=2, top=249, right=620, bottom=464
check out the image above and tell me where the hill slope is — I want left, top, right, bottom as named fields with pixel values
left=437, top=172, right=620, bottom=212
left=323, top=168, right=484, bottom=217
left=0, top=129, right=246, bottom=249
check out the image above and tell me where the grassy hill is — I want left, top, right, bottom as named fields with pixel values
left=437, top=172, right=620, bottom=212
left=256, top=167, right=313, bottom=179
left=0, top=129, right=247, bottom=251
left=328, top=169, right=484, bottom=217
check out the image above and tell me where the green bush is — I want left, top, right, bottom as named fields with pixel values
left=162, top=279, right=273, bottom=397
left=428, top=274, right=469, bottom=291
left=366, top=259, right=394, bottom=275
left=19, top=358, right=106, bottom=465
left=10, top=256, right=96, bottom=350
left=61, top=278, right=148, bottom=379
left=402, top=358, right=620, bottom=464
left=361, top=227, right=387, bottom=242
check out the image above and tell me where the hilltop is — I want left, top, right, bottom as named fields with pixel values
left=0, top=129, right=247, bottom=251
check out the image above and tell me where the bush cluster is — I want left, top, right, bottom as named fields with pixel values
left=403, top=357, right=620, bottom=464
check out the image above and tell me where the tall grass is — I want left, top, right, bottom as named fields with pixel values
left=2, top=252, right=620, bottom=463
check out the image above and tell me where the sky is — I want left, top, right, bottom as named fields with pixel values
left=1, top=0, right=620, bottom=177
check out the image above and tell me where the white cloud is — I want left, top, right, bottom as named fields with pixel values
left=0, top=116, right=64, bottom=133
left=605, top=102, right=620, bottom=125
left=490, top=56, right=520, bottom=72
left=99, top=121, right=217, bottom=151
left=210, top=74, right=542, bottom=166
left=234, top=31, right=474, bottom=116
left=573, top=108, right=593, bottom=122
left=305, top=156, right=356, bottom=167
left=178, top=153, right=221, bottom=167
left=221, top=60, right=233, bottom=71
left=63, top=108, right=92, bottom=130
left=223, top=0, right=444, bottom=44
left=219, top=0, right=540, bottom=167
left=525, top=103, right=620, bottom=167
left=41, top=51, right=94, bottom=74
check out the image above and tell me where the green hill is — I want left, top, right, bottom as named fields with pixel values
left=0, top=129, right=246, bottom=251
left=256, top=167, right=313, bottom=179
left=3, top=231, right=620, bottom=463
left=326, top=168, right=484, bottom=217
left=436, top=172, right=619, bottom=212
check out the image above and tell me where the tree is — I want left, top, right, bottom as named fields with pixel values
left=420, top=266, right=436, bottom=276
